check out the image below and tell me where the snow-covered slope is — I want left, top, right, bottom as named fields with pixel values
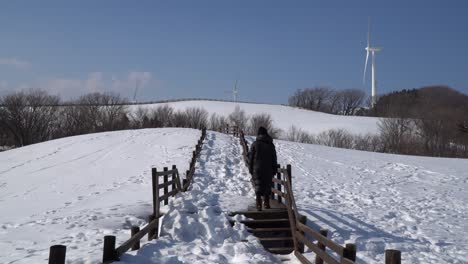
left=1, top=129, right=467, bottom=263
left=129, top=100, right=380, bottom=135
left=270, top=138, right=468, bottom=263
left=0, top=128, right=200, bottom=263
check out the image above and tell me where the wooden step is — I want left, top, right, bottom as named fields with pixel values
left=239, top=219, right=290, bottom=228
left=229, top=210, right=288, bottom=219
left=247, top=227, right=292, bottom=238
left=265, top=247, right=295, bottom=255
left=258, top=236, right=294, bottom=248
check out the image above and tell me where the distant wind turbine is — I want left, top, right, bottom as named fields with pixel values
left=133, top=80, right=140, bottom=103
left=225, top=80, right=239, bottom=102
left=363, top=19, right=383, bottom=107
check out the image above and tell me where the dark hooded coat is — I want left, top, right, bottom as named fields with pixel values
left=249, top=134, right=278, bottom=196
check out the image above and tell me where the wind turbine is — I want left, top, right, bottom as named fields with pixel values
left=225, top=79, right=239, bottom=102
left=363, top=20, right=383, bottom=107
left=133, top=80, right=140, bottom=103
left=232, top=79, right=238, bottom=102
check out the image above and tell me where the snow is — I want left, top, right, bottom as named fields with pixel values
left=269, top=138, right=468, bottom=263
left=129, top=100, right=380, bottom=135
left=1, top=126, right=467, bottom=263
left=0, top=128, right=200, bottom=263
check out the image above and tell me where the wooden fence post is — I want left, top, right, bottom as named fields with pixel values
left=343, top=243, right=357, bottom=262
left=298, top=215, right=307, bottom=253
left=385, top=249, right=401, bottom=264
left=148, top=214, right=156, bottom=240
left=163, top=167, right=169, bottom=205
left=183, top=179, right=187, bottom=191
left=287, top=164, right=292, bottom=187
left=48, top=245, right=66, bottom=264
left=315, top=229, right=329, bottom=264
left=102, top=235, right=117, bottom=262
left=172, top=165, right=177, bottom=194
left=131, top=226, right=140, bottom=250
left=276, top=165, right=282, bottom=203
left=152, top=168, right=158, bottom=218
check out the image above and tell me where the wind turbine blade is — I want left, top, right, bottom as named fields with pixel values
left=363, top=50, right=369, bottom=84
left=367, top=17, right=371, bottom=47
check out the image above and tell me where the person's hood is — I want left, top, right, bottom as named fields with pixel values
left=257, top=134, right=273, bottom=143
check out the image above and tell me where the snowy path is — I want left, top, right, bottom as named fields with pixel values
left=118, top=132, right=282, bottom=263
left=271, top=139, right=468, bottom=264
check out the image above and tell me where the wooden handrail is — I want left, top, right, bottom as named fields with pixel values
left=157, top=180, right=177, bottom=189
left=115, top=216, right=162, bottom=256
left=159, top=189, right=179, bottom=202
left=295, top=232, right=340, bottom=264
left=271, top=188, right=287, bottom=198
left=296, top=222, right=345, bottom=255
left=154, top=169, right=178, bottom=176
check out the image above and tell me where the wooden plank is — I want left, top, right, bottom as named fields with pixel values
left=151, top=168, right=158, bottom=224
left=296, top=222, right=344, bottom=255
left=115, top=218, right=160, bottom=256
left=295, top=231, right=340, bottom=264
left=385, top=249, right=401, bottom=264
left=341, top=258, right=355, bottom=264
left=154, top=169, right=177, bottom=176
left=271, top=188, right=286, bottom=198
left=171, top=165, right=177, bottom=194
left=294, top=251, right=313, bottom=264
left=272, top=178, right=287, bottom=185
left=159, top=189, right=178, bottom=202
left=163, top=167, right=169, bottom=205
left=315, top=229, right=329, bottom=264
left=175, top=170, right=183, bottom=191
left=157, top=179, right=177, bottom=189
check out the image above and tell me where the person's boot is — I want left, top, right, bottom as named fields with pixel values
left=263, top=194, right=271, bottom=209
left=256, top=195, right=262, bottom=211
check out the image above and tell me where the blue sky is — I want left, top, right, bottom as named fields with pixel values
left=0, top=0, right=467, bottom=103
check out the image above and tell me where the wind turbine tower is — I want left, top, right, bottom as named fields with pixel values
left=232, top=79, right=238, bottom=102
left=363, top=21, right=383, bottom=107
left=132, top=80, right=140, bottom=103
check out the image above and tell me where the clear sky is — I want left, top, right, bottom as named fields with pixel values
left=0, top=0, right=467, bottom=103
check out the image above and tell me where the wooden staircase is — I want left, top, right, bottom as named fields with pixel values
left=229, top=200, right=294, bottom=255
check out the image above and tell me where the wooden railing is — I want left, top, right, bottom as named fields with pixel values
left=237, top=130, right=402, bottom=264
left=48, top=128, right=206, bottom=264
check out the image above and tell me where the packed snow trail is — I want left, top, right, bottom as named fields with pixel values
left=117, top=132, right=282, bottom=263
left=270, top=139, right=468, bottom=264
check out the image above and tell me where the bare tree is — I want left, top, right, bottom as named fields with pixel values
left=128, top=106, right=150, bottom=129
left=0, top=89, right=60, bottom=146
left=209, top=113, right=229, bottom=132
left=316, top=129, right=354, bottom=148
left=285, top=125, right=312, bottom=143
left=248, top=113, right=280, bottom=138
left=184, top=107, right=208, bottom=129
left=337, top=89, right=366, bottom=115
left=228, top=105, right=248, bottom=131
left=150, top=105, right=174, bottom=128
left=378, top=117, right=416, bottom=154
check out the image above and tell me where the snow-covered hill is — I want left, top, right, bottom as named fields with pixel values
left=1, top=128, right=467, bottom=263
left=0, top=128, right=200, bottom=263
left=271, top=138, right=468, bottom=263
left=129, top=100, right=380, bottom=135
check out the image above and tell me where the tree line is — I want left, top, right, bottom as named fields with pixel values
left=287, top=85, right=468, bottom=158
left=0, top=89, right=281, bottom=148
left=2, top=87, right=467, bottom=158
left=288, top=87, right=367, bottom=115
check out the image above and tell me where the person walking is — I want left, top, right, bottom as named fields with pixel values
left=249, top=126, right=278, bottom=211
